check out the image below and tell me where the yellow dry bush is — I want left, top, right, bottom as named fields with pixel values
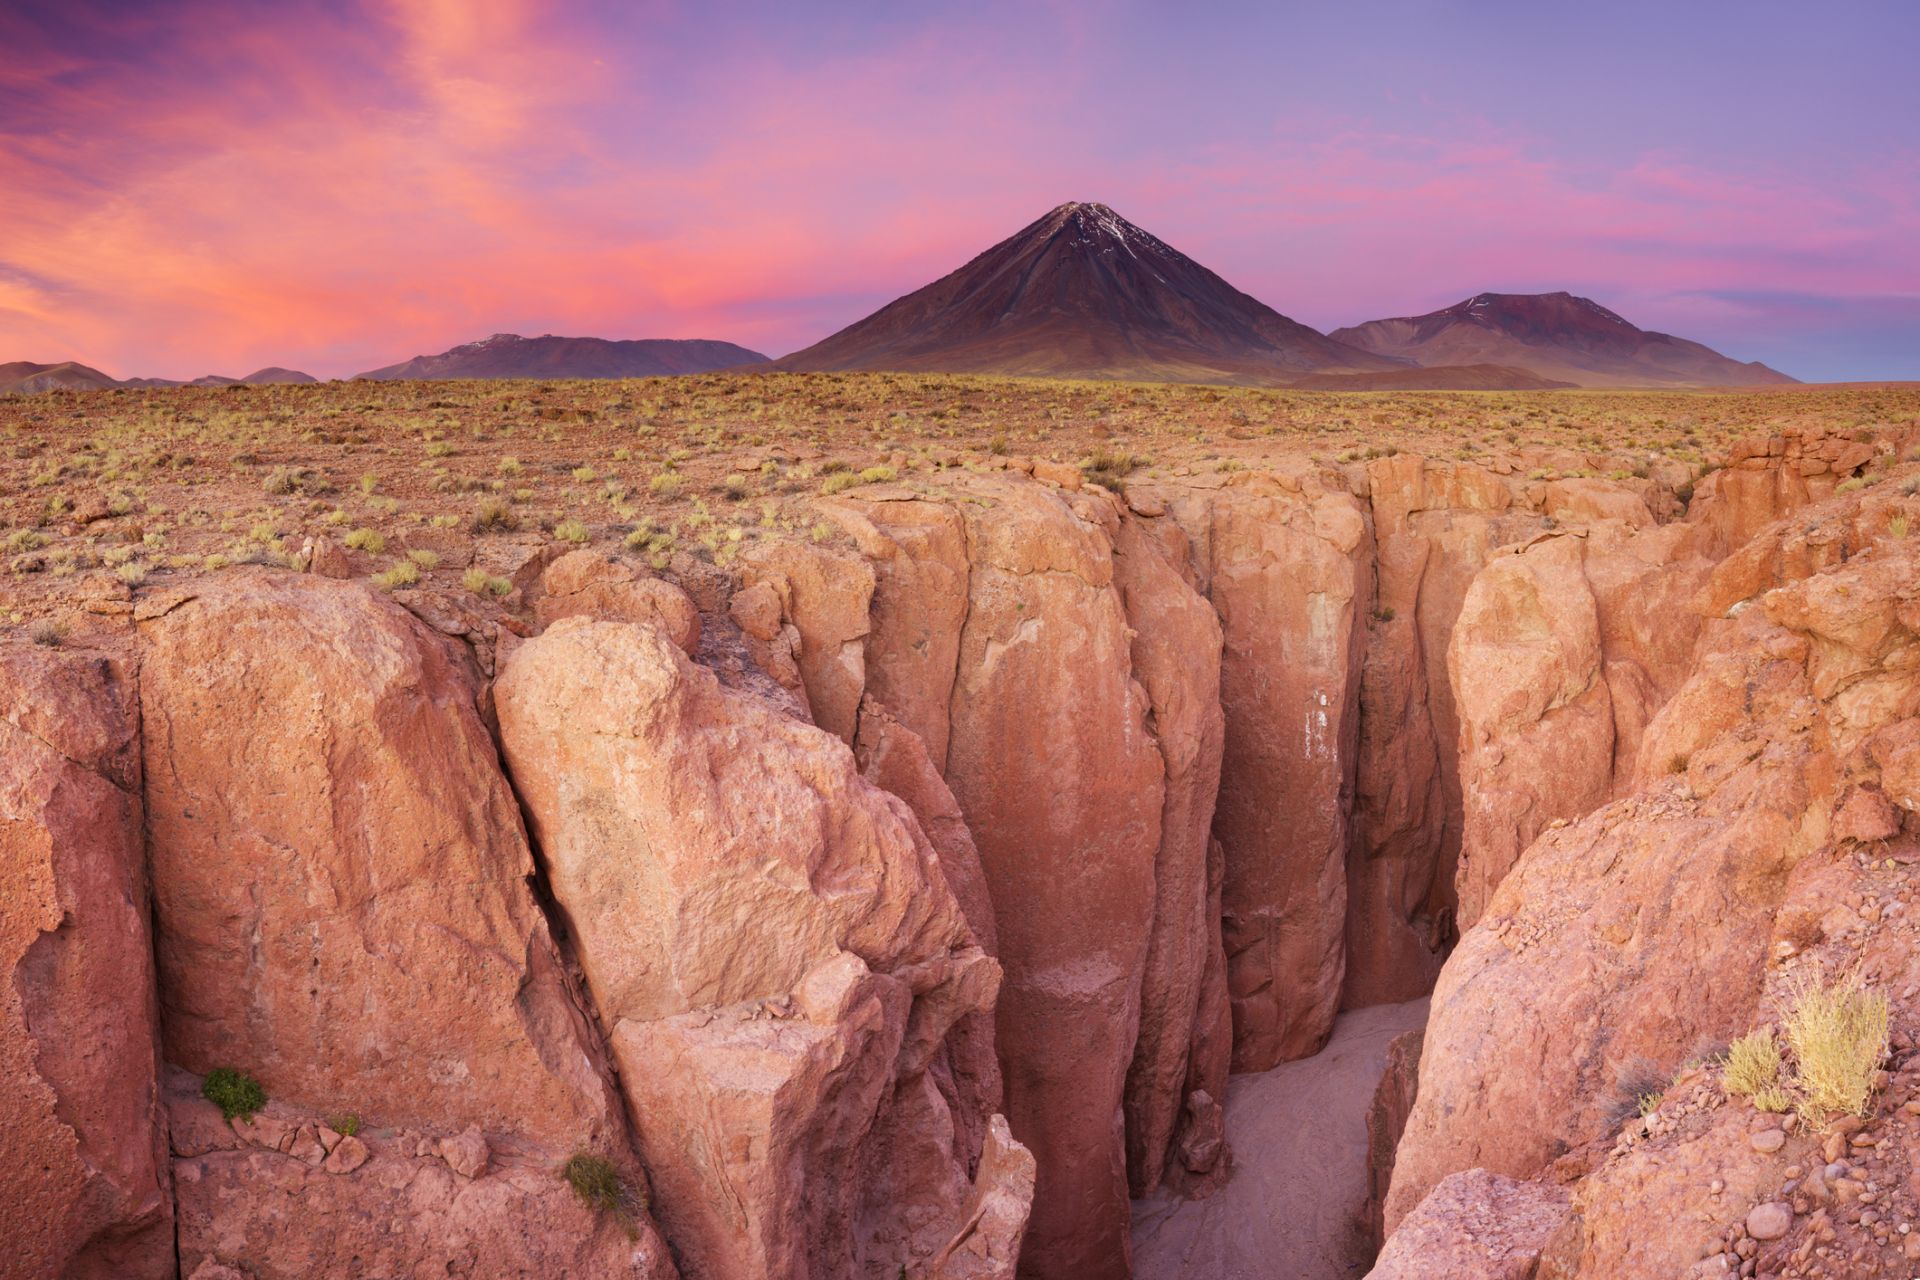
left=1783, top=964, right=1889, bottom=1125
left=1721, top=1026, right=1781, bottom=1099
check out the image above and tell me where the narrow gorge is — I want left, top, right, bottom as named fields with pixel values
left=13, top=409, right=1920, bottom=1280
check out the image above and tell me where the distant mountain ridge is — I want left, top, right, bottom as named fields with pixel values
left=1330, top=292, right=1796, bottom=388
left=354, top=333, right=770, bottom=381
left=2, top=362, right=320, bottom=394
left=775, top=202, right=1403, bottom=384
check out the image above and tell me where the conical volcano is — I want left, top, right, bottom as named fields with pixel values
left=775, top=202, right=1400, bottom=383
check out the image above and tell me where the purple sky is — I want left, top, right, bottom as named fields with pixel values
left=3, top=0, right=1916, bottom=380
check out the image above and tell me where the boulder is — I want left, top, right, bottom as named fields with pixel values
left=138, top=572, right=626, bottom=1149
left=1367, top=1169, right=1573, bottom=1279
left=496, top=617, right=1015, bottom=1279
left=737, top=540, right=875, bottom=742
left=0, top=647, right=173, bottom=1278
left=535, top=548, right=700, bottom=653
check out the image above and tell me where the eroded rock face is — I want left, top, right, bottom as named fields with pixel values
left=1385, top=502, right=1920, bottom=1234
left=1165, top=471, right=1373, bottom=1069
left=818, top=494, right=971, bottom=766
left=855, top=699, right=1005, bottom=1163
left=0, top=647, right=172, bottom=1279
left=937, top=480, right=1167, bottom=1279
left=535, top=547, right=701, bottom=653
left=496, top=617, right=1014, bottom=1280
left=1448, top=533, right=1614, bottom=930
left=737, top=540, right=875, bottom=742
left=1363, top=1028, right=1424, bottom=1252
left=167, top=1074, right=677, bottom=1280
left=1109, top=506, right=1228, bottom=1197
left=1367, top=1169, right=1573, bottom=1280
left=1448, top=522, right=1712, bottom=930
left=1349, top=455, right=1550, bottom=1003
left=138, top=572, right=625, bottom=1150
left=932, top=1114, right=1037, bottom=1280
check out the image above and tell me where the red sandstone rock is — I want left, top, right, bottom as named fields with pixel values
left=1349, top=456, right=1551, bottom=1005
left=1364, top=1028, right=1424, bottom=1251
left=854, top=699, right=1005, bottom=1158
left=1170, top=473, right=1374, bottom=1069
left=936, top=477, right=1166, bottom=1279
left=1367, top=1169, right=1573, bottom=1279
left=737, top=540, right=875, bottom=741
left=1109, top=506, right=1229, bottom=1197
left=1348, top=531, right=1452, bottom=1006
left=818, top=495, right=971, bottom=765
left=535, top=548, right=700, bottom=653
left=1385, top=527, right=1919, bottom=1232
left=168, top=1083, right=677, bottom=1280
left=932, top=1114, right=1038, bottom=1280
left=1448, top=533, right=1614, bottom=929
left=138, top=572, right=626, bottom=1150
left=0, top=647, right=173, bottom=1278
left=496, top=617, right=1016, bottom=1279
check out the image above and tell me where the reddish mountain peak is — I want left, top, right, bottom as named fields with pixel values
left=1330, top=291, right=1797, bottom=388
left=775, top=202, right=1398, bottom=382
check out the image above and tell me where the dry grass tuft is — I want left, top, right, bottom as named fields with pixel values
left=1783, top=964, right=1888, bottom=1125
left=1721, top=1026, right=1782, bottom=1099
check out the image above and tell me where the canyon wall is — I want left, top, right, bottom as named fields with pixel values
left=8, top=423, right=1907, bottom=1279
left=1376, top=439, right=1920, bottom=1277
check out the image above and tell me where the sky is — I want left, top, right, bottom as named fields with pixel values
left=2, top=0, right=1916, bottom=382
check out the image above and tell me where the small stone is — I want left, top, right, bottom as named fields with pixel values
left=437, top=1125, right=490, bottom=1179
left=1752, top=1128, right=1788, bottom=1153
left=321, top=1134, right=369, bottom=1174
left=288, top=1124, right=327, bottom=1166
left=1747, top=1202, right=1793, bottom=1241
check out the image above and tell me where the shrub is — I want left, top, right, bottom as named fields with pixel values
left=116, top=560, right=148, bottom=587
left=562, top=1152, right=627, bottom=1214
left=329, top=1113, right=361, bottom=1138
left=498, top=456, right=522, bottom=474
left=857, top=464, right=896, bottom=484
left=406, top=548, right=440, bottom=570
left=721, top=473, right=749, bottom=500
left=1721, top=1026, right=1781, bottom=1099
left=472, top=496, right=519, bottom=533
left=821, top=472, right=860, bottom=495
left=344, top=528, right=385, bottom=554
left=373, top=559, right=420, bottom=590
left=1784, top=965, right=1888, bottom=1124
left=1082, top=449, right=1143, bottom=489
left=1606, top=1055, right=1668, bottom=1128
left=27, top=618, right=64, bottom=647
left=648, top=472, right=683, bottom=499
left=462, top=567, right=512, bottom=597
left=554, top=518, right=590, bottom=544
left=202, top=1067, right=267, bottom=1121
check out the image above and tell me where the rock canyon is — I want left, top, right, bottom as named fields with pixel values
left=7, top=375, right=1920, bottom=1278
